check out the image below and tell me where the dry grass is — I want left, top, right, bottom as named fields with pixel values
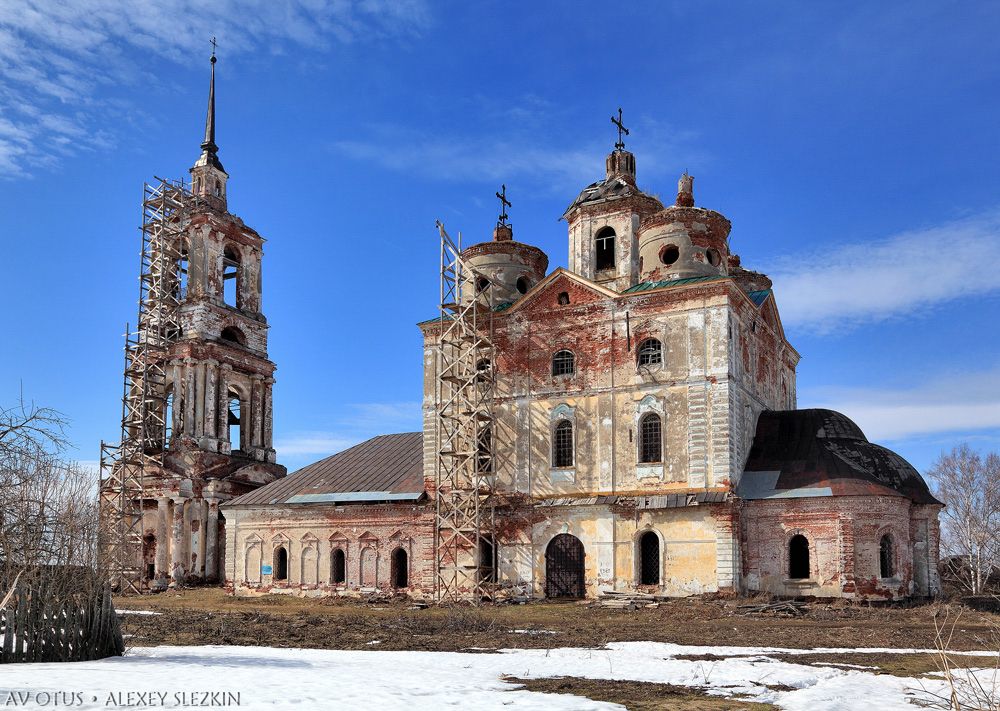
left=115, top=588, right=1000, bottom=654
left=506, top=676, right=778, bottom=710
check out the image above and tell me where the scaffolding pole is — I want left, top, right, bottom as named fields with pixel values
left=99, top=178, right=191, bottom=594
left=433, top=221, right=497, bottom=604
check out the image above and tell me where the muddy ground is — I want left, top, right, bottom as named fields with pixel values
left=116, top=588, right=999, bottom=656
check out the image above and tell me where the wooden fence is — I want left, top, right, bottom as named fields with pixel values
left=0, top=567, right=124, bottom=663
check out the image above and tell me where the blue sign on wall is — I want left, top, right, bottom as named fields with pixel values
left=261, top=564, right=273, bottom=575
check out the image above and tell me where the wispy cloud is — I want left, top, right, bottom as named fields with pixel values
left=274, top=400, right=421, bottom=465
left=331, top=112, right=703, bottom=193
left=801, top=368, right=1000, bottom=442
left=766, top=210, right=1000, bottom=332
left=0, top=0, right=431, bottom=178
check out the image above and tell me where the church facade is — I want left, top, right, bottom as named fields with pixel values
left=109, top=61, right=941, bottom=601
left=225, top=142, right=942, bottom=601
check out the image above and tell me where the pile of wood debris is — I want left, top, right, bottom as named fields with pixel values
left=592, top=591, right=669, bottom=609
left=736, top=600, right=808, bottom=616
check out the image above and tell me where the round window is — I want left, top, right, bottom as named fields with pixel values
left=516, top=276, right=529, bottom=294
left=706, top=248, right=721, bottom=267
left=476, top=277, right=490, bottom=292
left=659, top=245, right=679, bottom=265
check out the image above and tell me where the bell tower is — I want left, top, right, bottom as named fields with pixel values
left=102, top=48, right=286, bottom=593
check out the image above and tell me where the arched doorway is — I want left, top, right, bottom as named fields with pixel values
left=545, top=534, right=585, bottom=598
left=274, top=546, right=288, bottom=581
left=391, top=548, right=408, bottom=589
left=788, top=535, right=809, bottom=579
left=331, top=549, right=346, bottom=585
left=638, top=531, right=660, bottom=585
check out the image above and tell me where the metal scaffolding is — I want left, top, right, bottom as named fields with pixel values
left=99, top=178, right=191, bottom=593
left=433, top=221, right=497, bottom=604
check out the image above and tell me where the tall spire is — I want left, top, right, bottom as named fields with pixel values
left=195, top=38, right=224, bottom=173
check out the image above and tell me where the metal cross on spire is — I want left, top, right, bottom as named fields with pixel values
left=495, top=184, right=511, bottom=227
left=611, top=107, right=629, bottom=150
left=210, top=36, right=218, bottom=61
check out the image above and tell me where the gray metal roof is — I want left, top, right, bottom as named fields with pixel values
left=224, top=432, right=425, bottom=507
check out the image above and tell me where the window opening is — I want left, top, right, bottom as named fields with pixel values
left=638, top=413, right=662, bottom=463
left=553, top=420, right=574, bottom=467
left=595, top=226, right=616, bottom=272
left=552, top=350, right=575, bottom=376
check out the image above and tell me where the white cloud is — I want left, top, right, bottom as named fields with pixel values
left=801, top=368, right=1000, bottom=441
left=767, top=211, right=1000, bottom=331
left=274, top=400, right=421, bottom=462
left=331, top=115, right=703, bottom=193
left=0, top=0, right=431, bottom=178
left=273, top=432, right=359, bottom=458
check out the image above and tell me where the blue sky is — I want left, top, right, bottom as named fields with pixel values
left=1, top=1, right=998, bottom=475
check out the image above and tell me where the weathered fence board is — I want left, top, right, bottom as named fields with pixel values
left=0, top=568, right=123, bottom=663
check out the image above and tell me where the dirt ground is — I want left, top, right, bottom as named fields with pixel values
left=506, top=677, right=779, bottom=711
left=116, top=588, right=1000, bottom=657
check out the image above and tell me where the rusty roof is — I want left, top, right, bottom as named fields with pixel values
left=738, top=409, right=940, bottom=505
left=224, top=432, right=425, bottom=507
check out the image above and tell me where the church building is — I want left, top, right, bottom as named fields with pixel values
left=105, top=58, right=942, bottom=601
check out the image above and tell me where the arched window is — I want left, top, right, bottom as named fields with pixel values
left=476, top=425, right=492, bottom=474
left=595, top=226, right=616, bottom=272
left=214, top=179, right=222, bottom=197
left=164, top=393, right=174, bottom=447
left=222, top=246, right=240, bottom=307
left=879, top=534, right=895, bottom=578
left=476, top=358, right=491, bottom=384
left=788, top=535, right=810, bottom=579
left=331, top=549, right=346, bottom=584
left=391, top=547, right=408, bottom=588
left=274, top=546, right=288, bottom=581
left=637, top=338, right=663, bottom=367
left=552, top=350, right=575, bottom=376
left=227, top=391, right=242, bottom=452
left=553, top=420, right=574, bottom=468
left=177, top=245, right=189, bottom=299
left=479, top=536, right=497, bottom=585
left=221, top=326, right=246, bottom=346
left=557, top=292, right=570, bottom=305
left=638, top=413, right=662, bottom=463
left=639, top=531, right=660, bottom=585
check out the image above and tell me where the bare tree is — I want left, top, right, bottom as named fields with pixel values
left=927, top=444, right=1000, bottom=595
left=0, top=394, right=102, bottom=586
left=0, top=395, right=122, bottom=662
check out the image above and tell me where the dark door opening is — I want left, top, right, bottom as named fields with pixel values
left=275, top=546, right=288, bottom=581
left=332, top=549, right=346, bottom=584
left=788, top=535, right=810, bottom=579
left=391, top=548, right=408, bottom=588
left=545, top=533, right=585, bottom=598
left=639, top=531, right=660, bottom=585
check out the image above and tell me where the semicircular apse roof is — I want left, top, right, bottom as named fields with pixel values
left=738, top=409, right=941, bottom=505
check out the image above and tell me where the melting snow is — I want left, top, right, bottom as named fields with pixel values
left=0, top=642, right=994, bottom=710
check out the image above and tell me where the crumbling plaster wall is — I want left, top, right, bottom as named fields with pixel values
left=224, top=504, right=435, bottom=597
left=740, top=496, right=941, bottom=600
left=418, top=256, right=797, bottom=596
left=567, top=209, right=642, bottom=291
left=496, top=503, right=726, bottom=597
